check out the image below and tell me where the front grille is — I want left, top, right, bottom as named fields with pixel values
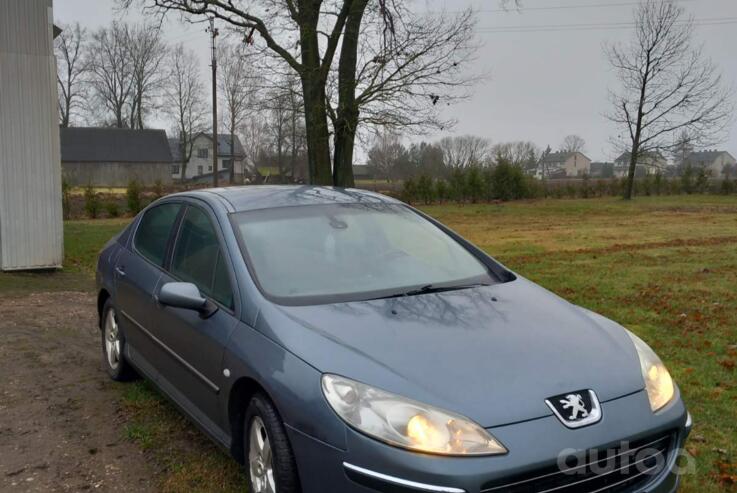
left=481, top=433, right=673, bottom=493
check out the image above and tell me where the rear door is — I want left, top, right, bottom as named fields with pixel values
left=151, top=202, right=239, bottom=431
left=115, top=202, right=182, bottom=375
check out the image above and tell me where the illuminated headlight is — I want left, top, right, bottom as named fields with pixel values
left=321, top=374, right=507, bottom=456
left=627, top=331, right=675, bottom=412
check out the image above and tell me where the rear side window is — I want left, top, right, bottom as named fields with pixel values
left=134, top=203, right=181, bottom=267
left=171, top=206, right=234, bottom=309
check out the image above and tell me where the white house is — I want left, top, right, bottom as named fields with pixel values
left=0, top=0, right=63, bottom=270
left=683, top=151, right=736, bottom=177
left=539, top=152, right=592, bottom=178
left=170, top=133, right=247, bottom=182
left=614, top=152, right=667, bottom=177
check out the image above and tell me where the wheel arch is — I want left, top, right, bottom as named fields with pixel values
left=97, top=289, right=111, bottom=330
left=228, top=376, right=270, bottom=464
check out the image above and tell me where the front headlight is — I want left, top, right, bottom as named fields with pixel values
left=627, top=331, right=675, bottom=412
left=322, top=374, right=507, bottom=456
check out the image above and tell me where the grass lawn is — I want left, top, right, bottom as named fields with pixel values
left=1, top=195, right=735, bottom=491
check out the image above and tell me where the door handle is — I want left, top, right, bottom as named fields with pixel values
left=115, top=266, right=126, bottom=277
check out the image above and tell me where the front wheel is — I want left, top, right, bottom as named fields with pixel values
left=244, top=394, right=301, bottom=493
left=101, top=300, right=137, bottom=381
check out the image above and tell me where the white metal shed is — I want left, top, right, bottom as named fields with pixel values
left=0, top=0, right=63, bottom=270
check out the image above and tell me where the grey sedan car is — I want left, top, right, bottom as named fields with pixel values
left=96, top=186, right=691, bottom=493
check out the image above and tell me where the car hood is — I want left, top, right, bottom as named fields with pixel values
left=258, top=277, right=645, bottom=428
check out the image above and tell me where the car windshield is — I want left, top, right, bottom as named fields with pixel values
left=231, top=203, right=494, bottom=304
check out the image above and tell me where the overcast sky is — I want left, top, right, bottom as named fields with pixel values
left=54, top=0, right=737, bottom=162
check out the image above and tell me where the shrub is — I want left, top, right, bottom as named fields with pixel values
left=84, top=184, right=100, bottom=219
left=653, top=172, right=664, bottom=195
left=105, top=201, right=120, bottom=218
left=152, top=179, right=165, bottom=199
left=595, top=180, right=607, bottom=197
left=695, top=168, right=709, bottom=194
left=127, top=179, right=143, bottom=214
left=61, top=178, right=71, bottom=220
left=416, top=175, right=435, bottom=204
left=448, top=168, right=466, bottom=203
left=641, top=174, right=653, bottom=196
left=681, top=165, right=694, bottom=194
left=401, top=178, right=417, bottom=203
left=435, top=180, right=449, bottom=203
left=465, top=167, right=485, bottom=203
left=720, top=177, right=735, bottom=195
left=489, top=161, right=528, bottom=201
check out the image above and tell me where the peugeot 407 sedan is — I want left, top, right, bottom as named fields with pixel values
left=96, top=186, right=691, bottom=493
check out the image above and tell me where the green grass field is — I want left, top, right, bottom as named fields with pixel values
left=1, top=195, right=735, bottom=491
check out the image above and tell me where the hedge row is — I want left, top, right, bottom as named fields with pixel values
left=400, top=164, right=737, bottom=204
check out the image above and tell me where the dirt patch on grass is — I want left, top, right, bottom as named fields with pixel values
left=0, top=292, right=157, bottom=492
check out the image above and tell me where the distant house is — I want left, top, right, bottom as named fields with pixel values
left=590, top=162, right=614, bottom=178
left=683, top=150, right=736, bottom=177
left=353, top=164, right=372, bottom=181
left=540, top=152, right=591, bottom=178
left=170, top=133, right=246, bottom=182
left=614, top=151, right=667, bottom=177
left=61, top=127, right=173, bottom=187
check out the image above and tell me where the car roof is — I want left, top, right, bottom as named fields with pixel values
left=175, top=185, right=401, bottom=213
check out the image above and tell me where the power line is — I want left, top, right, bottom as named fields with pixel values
left=476, top=17, right=737, bottom=33
left=433, top=0, right=698, bottom=15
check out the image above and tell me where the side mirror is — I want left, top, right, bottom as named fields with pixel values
left=158, top=282, right=218, bottom=318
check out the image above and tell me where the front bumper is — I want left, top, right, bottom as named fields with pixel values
left=287, top=390, right=691, bottom=493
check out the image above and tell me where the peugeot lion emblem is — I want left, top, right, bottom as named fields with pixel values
left=545, top=390, right=602, bottom=429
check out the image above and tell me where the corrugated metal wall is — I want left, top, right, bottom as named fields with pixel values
left=0, top=0, right=63, bottom=270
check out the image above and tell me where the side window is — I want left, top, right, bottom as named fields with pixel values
left=134, top=203, right=181, bottom=267
left=171, top=206, right=234, bottom=309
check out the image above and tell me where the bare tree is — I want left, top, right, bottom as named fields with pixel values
left=239, top=115, right=269, bottom=180
left=560, top=134, right=586, bottom=154
left=218, top=43, right=257, bottom=183
left=127, top=23, right=168, bottom=129
left=331, top=7, right=480, bottom=185
left=605, top=0, right=733, bottom=199
left=55, top=23, right=88, bottom=127
left=671, top=129, right=695, bottom=169
left=492, top=141, right=540, bottom=169
left=367, top=131, right=409, bottom=182
left=439, top=135, right=491, bottom=169
left=263, top=86, right=291, bottom=181
left=119, top=0, right=376, bottom=185
left=88, top=22, right=135, bottom=128
left=162, top=44, right=208, bottom=182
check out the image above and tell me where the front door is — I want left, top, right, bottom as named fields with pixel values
left=150, top=203, right=239, bottom=432
left=115, top=202, right=181, bottom=371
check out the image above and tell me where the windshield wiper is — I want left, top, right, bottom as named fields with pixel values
left=368, top=283, right=490, bottom=301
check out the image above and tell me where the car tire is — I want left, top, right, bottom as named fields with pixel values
left=100, top=299, right=137, bottom=381
left=244, top=393, right=301, bottom=493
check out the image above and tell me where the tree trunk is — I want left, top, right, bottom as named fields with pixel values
left=230, top=116, right=236, bottom=184
left=290, top=108, right=297, bottom=183
left=180, top=136, right=188, bottom=183
left=137, top=98, right=144, bottom=129
left=332, top=0, right=368, bottom=188
left=625, top=144, right=639, bottom=200
left=299, top=5, right=332, bottom=185
left=300, top=77, right=332, bottom=185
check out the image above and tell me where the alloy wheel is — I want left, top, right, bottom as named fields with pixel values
left=248, top=416, right=276, bottom=493
left=104, top=309, right=121, bottom=370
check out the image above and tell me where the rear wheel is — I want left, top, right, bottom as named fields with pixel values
left=244, top=394, right=300, bottom=493
left=101, top=300, right=136, bottom=381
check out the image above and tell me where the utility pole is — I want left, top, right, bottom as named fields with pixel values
left=207, top=17, right=219, bottom=187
